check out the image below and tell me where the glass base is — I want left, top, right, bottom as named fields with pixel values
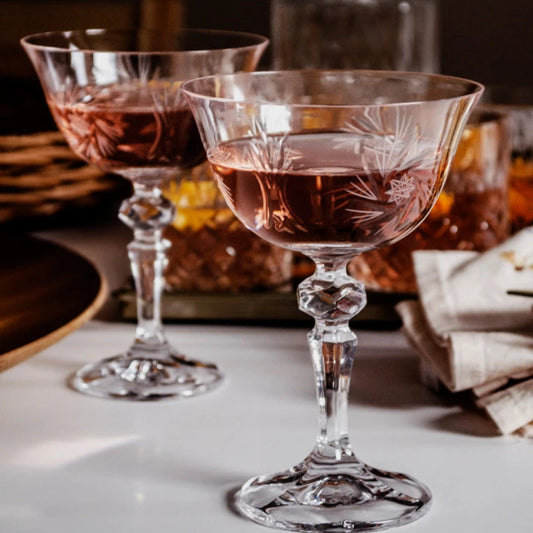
left=234, top=450, right=431, bottom=532
left=70, top=350, right=223, bottom=401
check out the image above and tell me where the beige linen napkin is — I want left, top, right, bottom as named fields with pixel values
left=414, top=227, right=533, bottom=342
left=397, top=300, right=533, bottom=393
left=476, top=377, right=533, bottom=435
left=396, top=227, right=533, bottom=436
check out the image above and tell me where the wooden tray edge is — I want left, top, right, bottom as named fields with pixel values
left=0, top=264, right=107, bottom=373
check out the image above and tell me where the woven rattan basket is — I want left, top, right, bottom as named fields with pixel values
left=0, top=131, right=127, bottom=224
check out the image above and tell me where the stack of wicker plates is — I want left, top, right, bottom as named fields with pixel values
left=0, top=131, right=126, bottom=224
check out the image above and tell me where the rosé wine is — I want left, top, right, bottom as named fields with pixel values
left=210, top=132, right=443, bottom=252
left=49, top=85, right=204, bottom=173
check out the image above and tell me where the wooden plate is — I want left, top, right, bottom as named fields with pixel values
left=0, top=234, right=106, bottom=372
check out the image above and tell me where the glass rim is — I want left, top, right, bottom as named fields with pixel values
left=182, top=69, right=484, bottom=109
left=20, top=27, right=269, bottom=56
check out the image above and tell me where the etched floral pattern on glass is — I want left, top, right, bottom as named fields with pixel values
left=210, top=106, right=443, bottom=251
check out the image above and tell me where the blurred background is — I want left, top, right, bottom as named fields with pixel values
left=0, top=0, right=530, bottom=319
left=0, top=0, right=531, bottom=134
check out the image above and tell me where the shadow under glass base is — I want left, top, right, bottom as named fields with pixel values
left=234, top=450, right=431, bottom=532
left=70, top=349, right=223, bottom=401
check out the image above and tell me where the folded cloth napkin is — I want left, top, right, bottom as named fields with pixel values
left=476, top=377, right=533, bottom=435
left=414, top=227, right=533, bottom=342
left=396, top=227, right=533, bottom=436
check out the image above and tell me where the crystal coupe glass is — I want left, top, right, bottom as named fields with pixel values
left=21, top=29, right=268, bottom=400
left=183, top=70, right=482, bottom=531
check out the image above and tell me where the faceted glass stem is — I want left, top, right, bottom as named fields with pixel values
left=234, top=257, right=431, bottom=530
left=299, top=258, right=366, bottom=460
left=119, top=182, right=175, bottom=357
left=70, top=179, right=223, bottom=400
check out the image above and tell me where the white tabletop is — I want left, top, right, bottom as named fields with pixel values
left=0, top=218, right=529, bottom=532
left=0, top=320, right=531, bottom=533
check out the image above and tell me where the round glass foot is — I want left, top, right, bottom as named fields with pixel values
left=234, top=451, right=431, bottom=532
left=70, top=352, right=222, bottom=400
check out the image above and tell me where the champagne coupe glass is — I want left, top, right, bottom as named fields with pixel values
left=183, top=70, right=483, bottom=531
left=21, top=29, right=268, bottom=400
